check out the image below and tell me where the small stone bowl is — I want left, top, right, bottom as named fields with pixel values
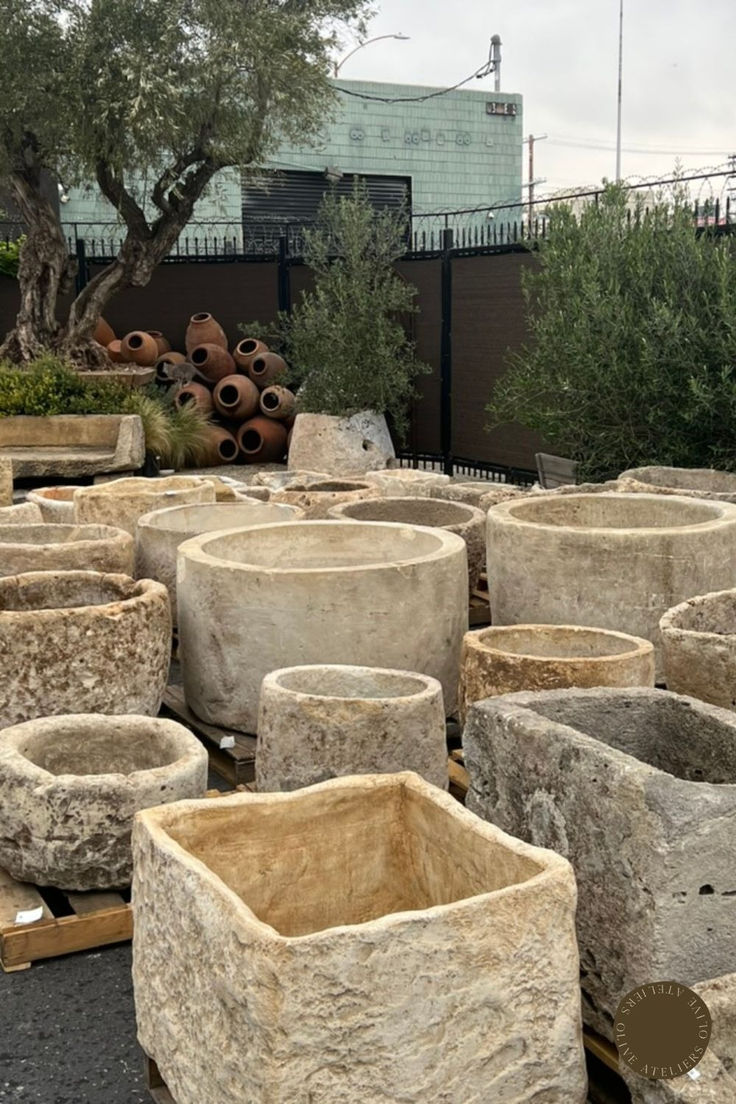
left=271, top=480, right=380, bottom=519
left=27, top=485, right=83, bottom=523
left=660, top=589, right=736, bottom=709
left=0, top=714, right=208, bottom=889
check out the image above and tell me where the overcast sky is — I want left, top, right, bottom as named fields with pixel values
left=336, top=0, right=736, bottom=201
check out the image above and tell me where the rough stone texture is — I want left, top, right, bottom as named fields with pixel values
left=660, top=589, right=736, bottom=708
left=271, top=479, right=380, bottom=519
left=0, top=523, right=134, bottom=577
left=253, top=469, right=330, bottom=490
left=287, top=411, right=395, bottom=475
left=0, top=414, right=145, bottom=478
left=194, top=475, right=256, bottom=501
left=178, top=521, right=468, bottom=731
left=435, top=481, right=520, bottom=509
left=233, top=485, right=271, bottom=501
left=132, top=772, right=587, bottom=1104
left=328, top=495, right=484, bottom=593
left=529, top=480, right=622, bottom=496
left=0, top=571, right=171, bottom=728
left=0, top=714, right=207, bottom=890
left=364, top=467, right=450, bottom=497
left=0, top=501, right=43, bottom=524
left=136, top=501, right=304, bottom=622
left=256, top=665, right=448, bottom=791
left=622, top=973, right=736, bottom=1102
left=464, top=686, right=736, bottom=1040
left=458, top=624, right=655, bottom=722
left=0, top=458, right=11, bottom=506
left=74, top=475, right=215, bottom=536
left=477, top=486, right=527, bottom=511
left=27, top=485, right=81, bottom=522
left=619, top=465, right=736, bottom=502
left=487, top=493, right=736, bottom=678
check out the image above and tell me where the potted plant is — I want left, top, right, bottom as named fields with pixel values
left=243, top=183, right=430, bottom=475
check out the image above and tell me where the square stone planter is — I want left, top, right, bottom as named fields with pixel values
left=133, top=772, right=586, bottom=1104
left=465, top=687, right=736, bottom=1040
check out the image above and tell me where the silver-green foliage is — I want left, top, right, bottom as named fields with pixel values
left=487, top=183, right=736, bottom=480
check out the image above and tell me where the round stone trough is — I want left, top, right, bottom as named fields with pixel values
left=0, top=571, right=172, bottom=728
left=256, top=664, right=448, bottom=792
left=618, top=465, right=736, bottom=501
left=328, top=496, right=485, bottom=593
left=74, top=475, right=215, bottom=535
left=27, top=485, right=83, bottom=523
left=486, top=493, right=736, bottom=678
left=0, top=523, right=134, bottom=577
left=364, top=468, right=450, bottom=497
left=136, top=500, right=305, bottom=621
left=0, top=714, right=208, bottom=889
left=660, top=589, right=736, bottom=709
left=458, top=624, right=655, bottom=722
left=178, top=520, right=468, bottom=731
left=271, top=479, right=379, bottom=519
left=0, top=501, right=43, bottom=524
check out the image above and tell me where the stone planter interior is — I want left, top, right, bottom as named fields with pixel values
left=27, top=485, right=82, bottom=523
left=271, top=479, right=378, bottom=519
left=660, top=588, right=736, bottom=708
left=133, top=773, right=585, bottom=1103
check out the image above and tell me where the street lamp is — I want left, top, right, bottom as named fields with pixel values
left=333, top=34, right=410, bottom=77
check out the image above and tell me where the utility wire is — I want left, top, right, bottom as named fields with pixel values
left=332, top=62, right=498, bottom=103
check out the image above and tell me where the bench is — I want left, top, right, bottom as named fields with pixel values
left=0, top=415, right=145, bottom=479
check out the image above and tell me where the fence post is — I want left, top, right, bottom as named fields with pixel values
left=440, top=227, right=454, bottom=477
left=74, top=238, right=88, bottom=295
left=277, top=235, right=291, bottom=314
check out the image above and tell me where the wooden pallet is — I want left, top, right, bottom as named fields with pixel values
left=160, top=685, right=257, bottom=785
left=469, top=571, right=491, bottom=627
left=144, top=1055, right=177, bottom=1104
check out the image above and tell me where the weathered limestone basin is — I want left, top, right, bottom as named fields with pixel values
left=0, top=458, right=11, bottom=506
left=364, top=467, right=450, bottom=497
left=622, top=972, right=736, bottom=1103
left=487, top=493, right=736, bottom=676
left=271, top=479, right=379, bottom=519
left=465, top=686, right=736, bottom=1040
left=660, top=589, right=736, bottom=708
left=0, top=571, right=171, bottom=728
left=178, top=521, right=468, bottom=731
left=328, top=495, right=484, bottom=592
left=0, top=714, right=207, bottom=890
left=74, top=475, right=215, bottom=536
left=27, top=484, right=82, bottom=523
left=256, top=665, right=447, bottom=791
left=253, top=469, right=330, bottom=490
left=458, top=624, right=655, bottom=722
left=619, top=465, right=736, bottom=501
left=132, top=772, right=586, bottom=1104
left=0, top=501, right=43, bottom=524
left=286, top=411, right=395, bottom=475
left=136, top=501, right=304, bottom=620
left=0, top=523, right=134, bottom=577
left=435, top=481, right=519, bottom=508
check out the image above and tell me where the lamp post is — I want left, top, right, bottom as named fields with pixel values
left=333, top=34, right=410, bottom=77
left=615, top=0, right=624, bottom=181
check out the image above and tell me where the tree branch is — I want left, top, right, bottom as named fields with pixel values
left=95, top=161, right=151, bottom=239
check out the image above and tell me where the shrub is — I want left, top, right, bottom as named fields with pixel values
left=487, top=183, right=736, bottom=481
left=0, top=238, right=23, bottom=279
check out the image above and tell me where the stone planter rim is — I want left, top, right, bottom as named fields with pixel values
left=0, top=713, right=203, bottom=787
left=0, top=570, right=167, bottom=619
left=137, top=500, right=304, bottom=536
left=178, top=520, right=466, bottom=577
left=74, top=475, right=212, bottom=502
left=466, top=624, right=654, bottom=664
left=262, top=664, right=442, bottom=705
left=471, top=686, right=736, bottom=793
left=328, top=495, right=483, bottom=525
left=0, top=522, right=130, bottom=550
left=620, top=465, right=736, bottom=492
left=660, top=588, right=736, bottom=642
left=134, top=771, right=571, bottom=944
left=489, top=492, right=735, bottom=537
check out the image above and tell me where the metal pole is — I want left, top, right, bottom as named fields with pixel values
left=528, top=136, right=534, bottom=229
left=440, top=228, right=454, bottom=477
left=615, top=0, right=624, bottom=181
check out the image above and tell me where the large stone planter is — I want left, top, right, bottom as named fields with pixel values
left=256, top=665, right=447, bottom=791
left=0, top=457, right=11, bottom=506
left=458, top=624, right=655, bottom=722
left=660, top=589, right=736, bottom=708
left=619, top=465, right=736, bottom=501
left=271, top=479, right=379, bottom=519
left=0, top=571, right=171, bottom=728
left=0, top=523, right=134, bottom=577
left=487, top=493, right=736, bottom=677
left=74, top=475, right=215, bottom=536
left=178, top=521, right=468, bottom=731
left=0, top=714, right=207, bottom=890
left=0, top=501, right=43, bottom=524
left=136, top=501, right=304, bottom=622
left=464, top=686, right=736, bottom=1040
left=328, top=495, right=485, bottom=593
left=132, top=773, right=586, bottom=1104
left=252, top=469, right=330, bottom=490
left=364, top=467, right=450, bottom=497
left=28, top=484, right=84, bottom=522
left=287, top=411, right=395, bottom=475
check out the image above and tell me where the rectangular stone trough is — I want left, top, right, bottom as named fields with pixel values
left=0, top=414, right=145, bottom=478
left=132, top=772, right=586, bottom=1104
left=464, top=687, right=736, bottom=1041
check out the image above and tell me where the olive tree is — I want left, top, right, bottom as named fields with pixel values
left=0, top=0, right=370, bottom=363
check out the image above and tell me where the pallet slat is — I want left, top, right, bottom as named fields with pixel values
left=1, top=904, right=133, bottom=971
left=161, top=685, right=256, bottom=785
